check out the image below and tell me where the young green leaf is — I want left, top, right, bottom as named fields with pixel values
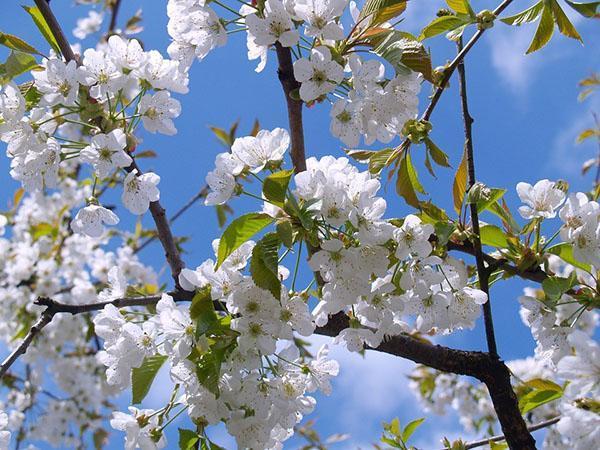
left=178, top=429, right=200, bottom=450
left=446, top=0, right=475, bottom=17
left=424, top=138, right=451, bottom=167
left=452, top=148, right=468, bottom=215
left=372, top=32, right=434, bottom=82
left=546, top=243, right=592, bottom=272
left=550, top=0, right=583, bottom=42
left=542, top=275, right=574, bottom=300
left=419, top=15, right=471, bottom=40
left=501, top=1, right=544, bottom=25
left=276, top=220, right=294, bottom=248
left=396, top=152, right=423, bottom=208
left=0, top=32, right=42, bottom=56
left=480, top=224, right=509, bottom=248
left=526, top=5, right=555, bottom=54
left=216, top=213, right=274, bottom=269
left=565, top=0, right=600, bottom=17
left=131, top=355, right=168, bottom=404
left=190, top=286, right=218, bottom=338
left=358, top=0, right=408, bottom=26
left=2, top=51, right=40, bottom=82
left=22, top=6, right=61, bottom=55
left=250, top=233, right=281, bottom=299
left=263, top=169, right=294, bottom=207
left=519, top=385, right=563, bottom=413
left=402, top=417, right=425, bottom=442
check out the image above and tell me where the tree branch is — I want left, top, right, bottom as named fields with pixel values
left=461, top=416, right=560, bottom=450
left=33, top=0, right=78, bottom=63
left=275, top=43, right=306, bottom=173
left=108, top=0, right=123, bottom=35
left=456, top=37, right=498, bottom=358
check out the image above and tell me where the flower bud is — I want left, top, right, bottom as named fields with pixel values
left=476, top=10, right=496, bottom=30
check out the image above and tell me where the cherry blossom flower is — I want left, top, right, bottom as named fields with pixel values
left=121, top=169, right=160, bottom=215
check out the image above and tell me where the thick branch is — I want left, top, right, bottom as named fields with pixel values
left=275, top=43, right=306, bottom=173
left=456, top=37, right=498, bottom=358
left=33, top=0, right=78, bottom=63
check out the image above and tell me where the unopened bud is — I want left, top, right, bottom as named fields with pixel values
left=476, top=10, right=496, bottom=30
left=402, top=119, right=432, bottom=144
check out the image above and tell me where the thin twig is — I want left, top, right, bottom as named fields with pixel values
left=135, top=185, right=208, bottom=254
left=108, top=0, right=123, bottom=34
left=459, top=416, right=560, bottom=450
left=456, top=37, right=498, bottom=358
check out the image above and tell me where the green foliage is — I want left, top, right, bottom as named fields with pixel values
left=190, top=286, right=218, bottom=338
left=452, top=148, right=468, bottom=215
left=178, top=429, right=199, bottom=450
left=518, top=378, right=563, bottom=413
left=372, top=32, right=434, bottom=82
left=565, top=0, right=600, bottom=17
left=396, top=151, right=425, bottom=208
left=446, top=0, right=476, bottom=17
left=276, top=219, right=294, bottom=248
left=250, top=232, right=281, bottom=299
left=346, top=147, right=398, bottom=175
left=263, top=169, right=294, bottom=207
left=22, top=6, right=61, bottom=55
left=419, top=15, right=472, bottom=41
left=0, top=51, right=40, bottom=84
left=131, top=355, right=168, bottom=404
left=479, top=224, right=509, bottom=248
left=216, top=213, right=274, bottom=269
left=0, top=32, right=42, bottom=56
left=546, top=242, right=592, bottom=272
left=542, top=274, right=576, bottom=300
left=380, top=416, right=425, bottom=449
left=358, top=0, right=408, bottom=26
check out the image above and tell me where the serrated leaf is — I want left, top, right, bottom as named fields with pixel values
left=195, top=351, right=222, bottom=396
left=131, top=355, right=167, bottom=404
left=22, top=6, right=61, bottom=55
left=216, top=213, right=273, bottom=269
left=424, top=138, right=450, bottom=167
left=372, top=32, right=434, bottom=82
left=190, top=286, right=218, bottom=338
left=526, top=5, right=555, bottom=54
left=546, top=243, right=592, bottom=272
left=565, top=0, right=600, bottom=17
left=250, top=233, right=281, bottom=299
left=4, top=51, right=40, bottom=81
left=402, top=417, right=425, bottom=442
left=480, top=224, right=509, bottom=248
left=501, top=1, right=544, bottom=25
left=396, top=152, right=422, bottom=207
left=542, top=275, right=574, bottom=300
left=179, top=429, right=199, bottom=450
left=452, top=148, right=468, bottom=215
left=359, top=0, right=408, bottom=26
left=475, top=188, right=506, bottom=214
left=519, top=388, right=562, bottom=413
left=446, top=0, right=474, bottom=16
left=550, top=0, right=583, bottom=41
left=263, top=169, right=294, bottom=207
left=0, top=32, right=42, bottom=56
left=419, top=15, right=471, bottom=40
left=524, top=378, right=563, bottom=392
left=276, top=220, right=294, bottom=248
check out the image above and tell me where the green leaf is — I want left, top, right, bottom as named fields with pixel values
left=542, top=275, right=574, bottom=300
left=1, top=51, right=40, bottom=82
left=369, top=148, right=397, bottom=174
left=372, top=32, right=433, bottom=82
left=359, top=0, right=408, bottom=26
left=490, top=441, right=509, bottom=450
left=0, top=32, right=42, bottom=56
left=22, top=6, right=61, bottom=55
left=550, top=0, right=583, bottom=42
left=131, top=355, right=167, bottom=404
left=179, top=429, right=199, bottom=450
left=565, top=0, right=600, bottom=17
left=546, top=243, right=592, bottom=272
left=501, top=1, right=544, bottom=25
left=276, top=220, right=294, bottom=248
left=452, top=148, right=468, bottom=215
left=216, top=213, right=273, bottom=269
left=526, top=5, right=555, bottom=54
left=519, top=388, right=563, bottom=414
left=396, top=152, right=423, bottom=208
left=419, top=15, right=471, bottom=40
left=480, top=224, right=509, bottom=248
left=402, top=417, right=425, bottom=442
left=475, top=188, right=506, bottom=214
left=190, top=286, right=218, bottom=338
left=31, top=222, right=57, bottom=240
left=250, top=233, right=281, bottom=299
left=209, top=126, right=233, bottom=147
left=424, top=138, right=450, bottom=167
left=263, top=169, right=294, bottom=207
left=524, top=378, right=564, bottom=392
left=195, top=351, right=222, bottom=396
left=446, top=0, right=475, bottom=17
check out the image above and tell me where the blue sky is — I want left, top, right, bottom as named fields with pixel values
left=1, top=0, right=599, bottom=448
